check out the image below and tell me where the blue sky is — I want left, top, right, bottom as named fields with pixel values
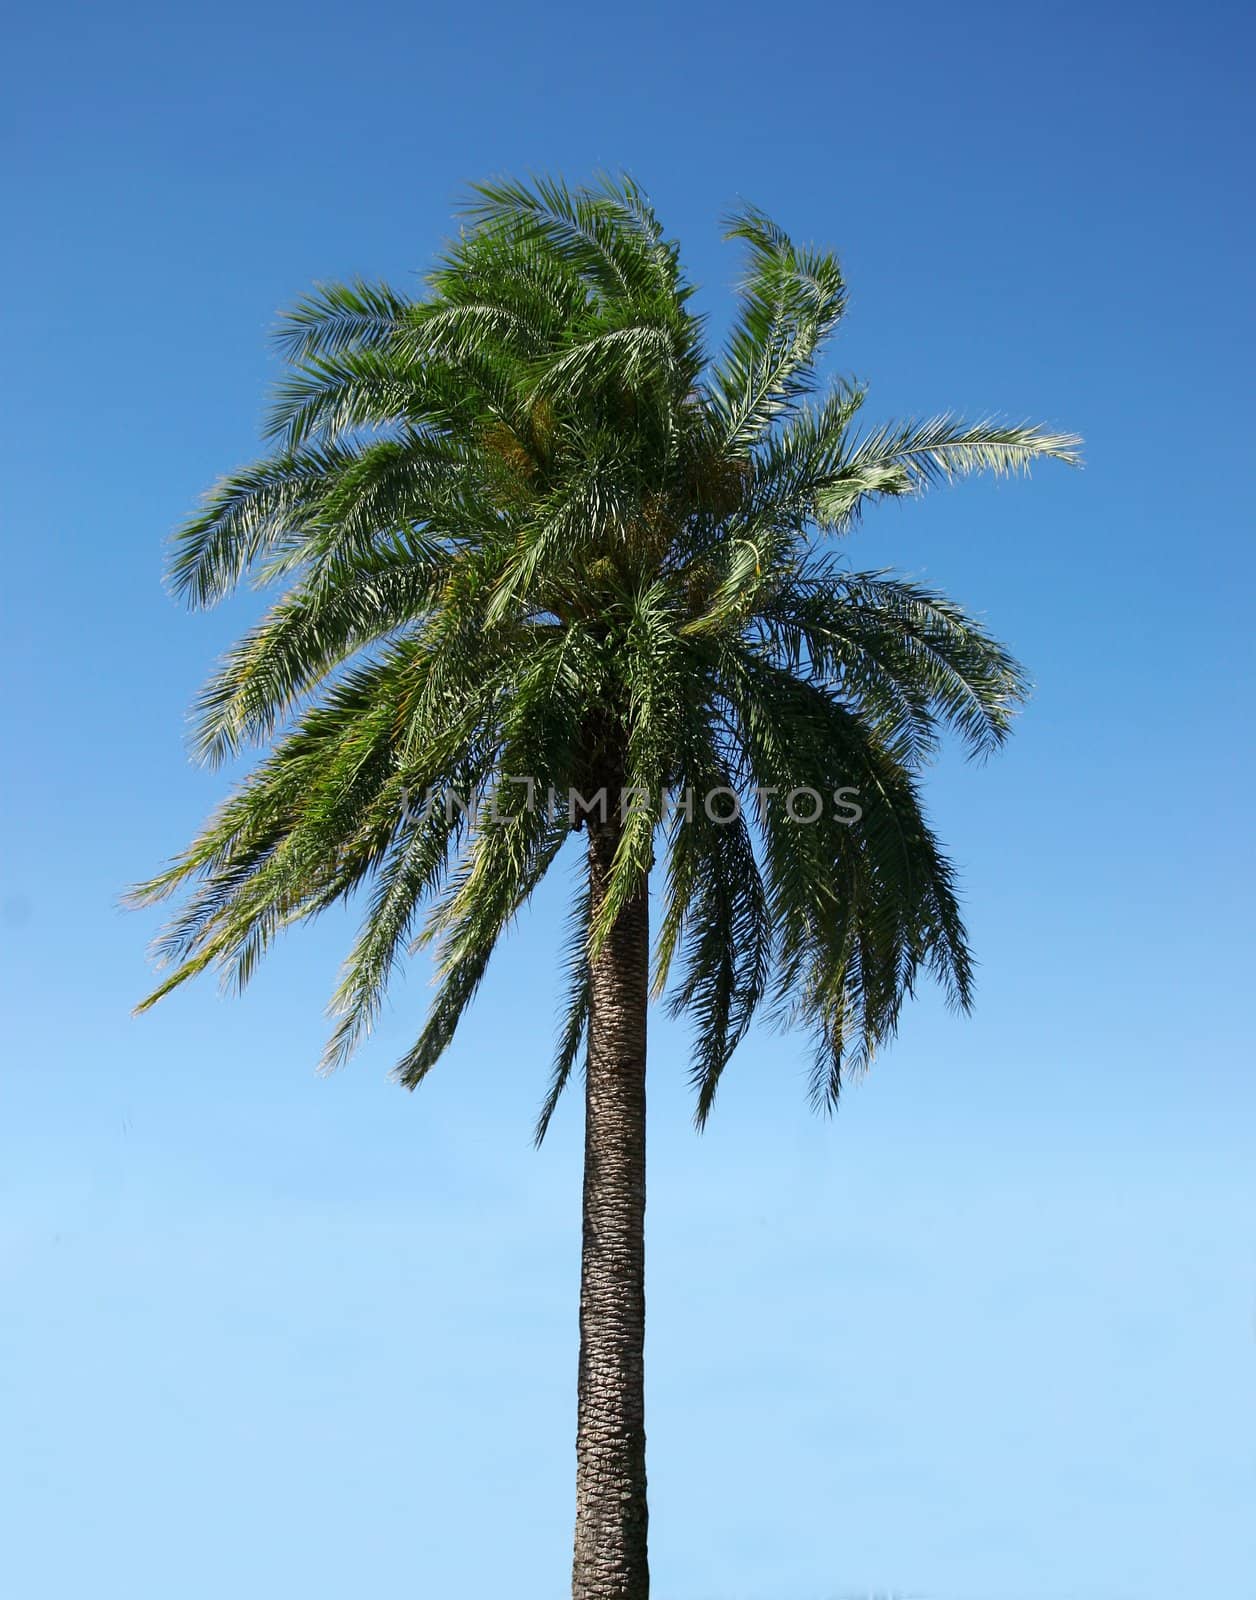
left=2, top=3, right=1254, bottom=1596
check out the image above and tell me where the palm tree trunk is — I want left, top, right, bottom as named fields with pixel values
left=572, top=811, right=650, bottom=1600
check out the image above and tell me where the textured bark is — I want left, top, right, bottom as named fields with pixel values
left=572, top=813, right=650, bottom=1600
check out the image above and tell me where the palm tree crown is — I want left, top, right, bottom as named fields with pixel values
left=133, top=175, right=1077, bottom=1131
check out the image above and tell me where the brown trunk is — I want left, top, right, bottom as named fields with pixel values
left=571, top=810, right=650, bottom=1600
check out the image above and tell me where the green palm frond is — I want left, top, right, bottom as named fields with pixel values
left=534, top=878, right=593, bottom=1146
left=817, top=415, right=1081, bottom=528
left=707, top=206, right=847, bottom=452
left=273, top=278, right=410, bottom=363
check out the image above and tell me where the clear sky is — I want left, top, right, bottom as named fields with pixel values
left=2, top=4, right=1253, bottom=1597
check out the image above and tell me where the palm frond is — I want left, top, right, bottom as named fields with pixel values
left=817, top=416, right=1081, bottom=528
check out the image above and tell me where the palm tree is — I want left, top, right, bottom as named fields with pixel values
left=132, top=176, right=1077, bottom=1600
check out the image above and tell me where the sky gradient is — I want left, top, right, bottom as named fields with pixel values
left=2, top=4, right=1254, bottom=1596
